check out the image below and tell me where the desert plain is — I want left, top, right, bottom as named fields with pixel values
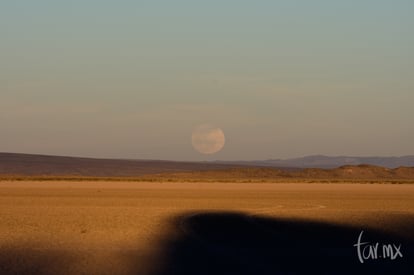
left=0, top=181, right=413, bottom=275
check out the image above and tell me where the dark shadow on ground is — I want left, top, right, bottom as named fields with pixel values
left=0, top=212, right=413, bottom=275
left=150, top=211, right=414, bottom=275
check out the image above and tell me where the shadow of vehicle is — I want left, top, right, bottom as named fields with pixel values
left=1, top=211, right=413, bottom=274
left=151, top=211, right=414, bottom=275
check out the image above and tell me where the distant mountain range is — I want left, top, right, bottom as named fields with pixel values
left=218, top=155, right=414, bottom=169
left=0, top=153, right=241, bottom=177
left=0, top=152, right=414, bottom=178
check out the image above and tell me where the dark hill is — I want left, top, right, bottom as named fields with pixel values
left=0, top=153, right=242, bottom=177
left=1, top=153, right=413, bottom=180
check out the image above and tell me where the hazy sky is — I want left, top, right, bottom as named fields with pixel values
left=1, top=1, right=413, bottom=161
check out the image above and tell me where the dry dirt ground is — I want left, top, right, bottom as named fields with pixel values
left=0, top=181, right=413, bottom=275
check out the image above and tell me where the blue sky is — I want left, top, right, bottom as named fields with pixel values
left=1, top=1, right=413, bottom=160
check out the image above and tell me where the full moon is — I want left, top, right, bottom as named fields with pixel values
left=191, top=124, right=225, bottom=155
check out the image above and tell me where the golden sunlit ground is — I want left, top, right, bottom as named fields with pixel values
left=0, top=181, right=413, bottom=274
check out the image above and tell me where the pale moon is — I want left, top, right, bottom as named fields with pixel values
left=191, top=124, right=225, bottom=155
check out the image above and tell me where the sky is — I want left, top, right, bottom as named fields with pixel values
left=1, top=0, right=413, bottom=161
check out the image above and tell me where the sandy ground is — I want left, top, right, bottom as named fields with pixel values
left=0, top=181, right=413, bottom=274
